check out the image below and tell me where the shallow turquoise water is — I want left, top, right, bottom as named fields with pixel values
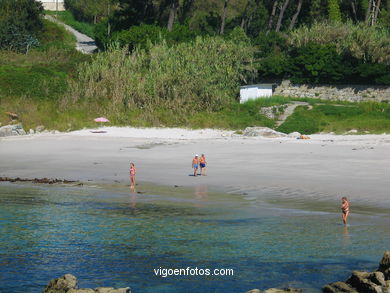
left=0, top=183, right=389, bottom=293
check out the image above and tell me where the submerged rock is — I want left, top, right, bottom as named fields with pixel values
left=243, top=127, right=287, bottom=138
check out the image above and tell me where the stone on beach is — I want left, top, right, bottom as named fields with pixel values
left=346, top=271, right=384, bottom=293
left=0, top=124, right=26, bottom=137
left=243, top=127, right=287, bottom=138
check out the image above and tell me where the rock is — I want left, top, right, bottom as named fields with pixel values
left=43, top=274, right=77, bottom=293
left=29, top=129, right=35, bottom=134
left=346, top=271, right=383, bottom=293
left=288, top=132, right=301, bottom=138
left=0, top=124, right=26, bottom=137
left=245, top=290, right=261, bottom=293
left=36, top=125, right=45, bottom=132
left=95, top=288, right=131, bottom=293
left=323, top=281, right=358, bottom=293
left=346, top=129, right=358, bottom=134
left=243, top=127, right=287, bottom=138
left=385, top=281, right=390, bottom=293
left=379, top=252, right=390, bottom=279
left=68, top=289, right=95, bottom=293
left=263, top=289, right=302, bottom=293
left=369, top=272, right=386, bottom=287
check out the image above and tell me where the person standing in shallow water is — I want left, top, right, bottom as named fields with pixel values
left=341, top=197, right=350, bottom=225
left=199, top=154, right=207, bottom=176
left=130, top=162, right=136, bottom=188
left=192, top=155, right=199, bottom=176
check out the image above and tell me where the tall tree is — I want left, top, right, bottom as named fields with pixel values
left=275, top=0, right=290, bottom=31
left=267, top=0, right=279, bottom=31
left=220, top=0, right=230, bottom=34
left=328, top=0, right=342, bottom=22
left=289, top=0, right=303, bottom=29
left=167, top=0, right=179, bottom=31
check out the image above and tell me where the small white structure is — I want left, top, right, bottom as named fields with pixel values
left=240, top=84, right=273, bottom=103
left=39, top=0, right=65, bottom=11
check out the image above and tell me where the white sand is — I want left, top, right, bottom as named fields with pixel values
left=1, top=127, right=390, bottom=207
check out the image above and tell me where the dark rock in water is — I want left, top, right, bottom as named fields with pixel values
left=43, top=274, right=77, bottom=293
left=323, top=281, right=358, bottom=293
left=0, top=176, right=77, bottom=185
left=43, top=275, right=131, bottom=293
left=378, top=251, right=390, bottom=280
left=346, top=271, right=383, bottom=293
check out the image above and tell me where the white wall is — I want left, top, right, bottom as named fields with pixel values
left=240, top=84, right=273, bottom=103
left=39, top=0, right=65, bottom=11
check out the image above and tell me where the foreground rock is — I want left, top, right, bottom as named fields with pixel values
left=0, top=124, right=26, bottom=137
left=323, top=251, right=390, bottom=293
left=243, top=127, right=287, bottom=138
left=43, top=274, right=130, bottom=293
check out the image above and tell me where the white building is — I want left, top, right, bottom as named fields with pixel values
left=240, top=84, right=274, bottom=103
left=39, top=0, right=65, bottom=11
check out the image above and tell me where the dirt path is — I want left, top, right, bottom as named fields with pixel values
left=276, top=101, right=311, bottom=126
left=45, top=15, right=97, bottom=54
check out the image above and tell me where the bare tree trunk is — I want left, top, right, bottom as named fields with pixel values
left=240, top=2, right=249, bottom=28
left=289, top=0, right=303, bottom=30
left=267, top=0, right=279, bottom=32
left=220, top=0, right=230, bottom=34
left=373, top=0, right=382, bottom=24
left=275, top=0, right=290, bottom=32
left=351, top=0, right=358, bottom=22
left=167, top=0, right=179, bottom=32
left=366, top=0, right=373, bottom=23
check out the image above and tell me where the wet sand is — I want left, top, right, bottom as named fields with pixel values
left=1, top=127, right=390, bottom=208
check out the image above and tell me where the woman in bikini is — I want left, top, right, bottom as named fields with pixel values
left=130, top=162, right=136, bottom=188
left=341, top=196, right=350, bottom=225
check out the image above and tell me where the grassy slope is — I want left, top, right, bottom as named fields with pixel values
left=45, top=10, right=95, bottom=38
left=0, top=19, right=91, bottom=131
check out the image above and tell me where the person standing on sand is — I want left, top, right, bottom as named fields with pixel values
left=341, top=197, right=350, bottom=225
left=192, top=155, right=199, bottom=176
left=199, top=154, right=207, bottom=176
left=130, top=162, right=136, bottom=188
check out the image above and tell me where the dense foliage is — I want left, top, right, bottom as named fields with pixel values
left=66, top=36, right=255, bottom=122
left=0, top=0, right=44, bottom=53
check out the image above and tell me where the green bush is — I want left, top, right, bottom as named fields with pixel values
left=0, top=0, right=44, bottom=53
left=288, top=43, right=348, bottom=84
left=112, top=24, right=166, bottom=51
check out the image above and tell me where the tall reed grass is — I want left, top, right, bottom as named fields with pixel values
left=64, top=36, right=256, bottom=123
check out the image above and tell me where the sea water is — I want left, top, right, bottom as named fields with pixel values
left=0, top=183, right=389, bottom=293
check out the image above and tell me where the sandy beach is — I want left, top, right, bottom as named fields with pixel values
left=1, top=127, right=390, bottom=208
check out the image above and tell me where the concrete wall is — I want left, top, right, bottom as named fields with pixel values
left=273, top=80, right=390, bottom=102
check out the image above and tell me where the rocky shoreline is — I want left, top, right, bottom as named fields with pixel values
left=43, top=252, right=389, bottom=293
left=0, top=176, right=79, bottom=184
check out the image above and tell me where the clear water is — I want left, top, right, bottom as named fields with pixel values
left=0, top=183, right=389, bottom=293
